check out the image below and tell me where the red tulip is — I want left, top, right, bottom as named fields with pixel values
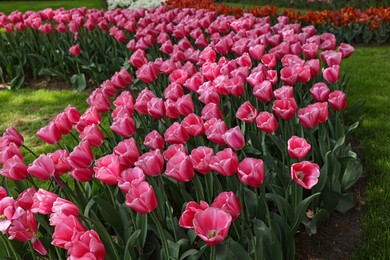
left=176, top=94, right=195, bottom=116
left=190, top=146, right=214, bottom=175
left=53, top=112, right=72, bottom=135
left=134, top=149, right=164, bottom=177
left=164, top=83, right=184, bottom=101
left=193, top=207, right=232, bottom=246
left=179, top=201, right=209, bottom=229
left=272, top=98, right=297, bottom=121
left=0, top=186, right=7, bottom=200
left=125, top=181, right=158, bottom=214
left=15, top=188, right=36, bottom=211
left=47, top=150, right=69, bottom=176
left=94, top=154, right=121, bottom=185
left=302, top=43, right=318, bottom=60
left=113, top=138, right=140, bottom=168
left=210, top=148, right=238, bottom=176
left=305, top=59, right=321, bottom=77
left=0, top=196, right=14, bottom=233
left=320, top=50, right=342, bottom=67
left=27, top=154, right=55, bottom=180
left=261, top=53, right=277, bottom=69
left=291, top=161, right=320, bottom=189
left=255, top=112, right=279, bottom=133
left=165, top=151, right=195, bottom=182
left=164, top=99, right=180, bottom=119
left=113, top=91, right=135, bottom=113
left=69, top=44, right=80, bottom=56
left=164, top=122, right=189, bottom=144
left=64, top=105, right=81, bottom=125
left=86, top=90, right=111, bottom=113
left=237, top=158, right=264, bottom=188
left=249, top=44, right=265, bottom=60
left=129, top=49, right=148, bottom=68
left=328, top=90, right=347, bottom=110
left=68, top=141, right=94, bottom=169
left=211, top=191, right=242, bottom=221
left=288, top=136, right=311, bottom=159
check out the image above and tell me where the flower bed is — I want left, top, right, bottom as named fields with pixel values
left=0, top=6, right=363, bottom=259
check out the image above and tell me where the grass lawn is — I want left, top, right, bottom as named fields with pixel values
left=0, top=0, right=105, bottom=14
left=342, top=46, right=390, bottom=259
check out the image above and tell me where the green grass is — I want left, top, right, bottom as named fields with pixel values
left=0, top=0, right=105, bottom=14
left=341, top=47, right=390, bottom=259
left=0, top=89, right=89, bottom=163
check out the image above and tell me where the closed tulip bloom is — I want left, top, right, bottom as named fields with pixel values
left=94, top=154, right=121, bottom=185
left=165, top=151, right=195, bottom=182
left=193, top=207, right=232, bottom=246
left=69, top=44, right=80, bottom=56
left=134, top=149, right=164, bottom=177
left=236, top=101, right=258, bottom=123
left=210, top=148, right=238, bottom=176
left=163, top=144, right=187, bottom=161
left=80, top=124, right=104, bottom=147
left=147, top=97, right=165, bottom=120
left=64, top=105, right=81, bottom=125
left=176, top=94, right=195, bottom=116
left=261, top=53, right=277, bottom=69
left=0, top=142, right=23, bottom=164
left=280, top=66, right=298, bottom=86
left=69, top=167, right=93, bottom=182
left=164, top=122, right=189, bottom=144
left=323, top=65, right=340, bottom=84
left=49, top=150, right=70, bottom=176
left=302, top=43, right=319, bottom=59
left=291, top=161, right=320, bottom=189
left=31, top=189, right=58, bottom=215
left=136, top=62, right=159, bottom=84
left=273, top=85, right=294, bottom=100
left=53, top=112, right=72, bottom=135
left=113, top=91, right=135, bottom=113
left=75, top=107, right=101, bottom=133
left=3, top=127, right=24, bottom=147
left=320, top=50, right=342, bottom=67
left=256, top=112, right=279, bottom=133
left=288, top=136, right=311, bottom=159
left=118, top=167, right=145, bottom=194
left=0, top=196, right=14, bottom=233
left=181, top=113, right=204, bottom=136
left=237, top=158, right=264, bottom=188
left=222, top=126, right=245, bottom=150
left=144, top=130, right=165, bottom=150
left=113, top=138, right=140, bottom=168
left=201, top=103, right=223, bottom=121
left=298, top=104, right=320, bottom=128
left=338, top=43, right=355, bottom=58
left=52, top=215, right=87, bottom=249
left=0, top=186, right=7, bottom=200
left=253, top=80, right=273, bottom=103
left=134, top=88, right=156, bottom=114
left=27, top=154, right=55, bottom=180
left=249, top=44, right=265, bottom=60
left=164, top=83, right=184, bottom=101
left=0, top=155, right=28, bottom=180
left=211, top=191, right=242, bottom=221
left=50, top=197, right=79, bottom=220
left=86, top=90, right=111, bottom=113
left=297, top=65, right=311, bottom=83
left=67, top=230, right=106, bottom=260
left=313, top=102, right=329, bottom=123
left=126, top=181, right=158, bottom=214
left=68, top=141, right=94, bottom=169
left=328, top=90, right=347, bottom=110
left=267, top=70, right=278, bottom=85
left=272, top=98, right=297, bottom=121
left=129, top=49, right=148, bottom=68
left=110, top=115, right=136, bottom=138
left=190, top=146, right=214, bottom=175
left=305, top=59, right=321, bottom=78
left=169, top=69, right=188, bottom=85
left=36, top=122, right=62, bottom=144
left=310, top=82, right=330, bottom=102
left=15, top=188, right=36, bottom=211
left=179, top=201, right=209, bottom=229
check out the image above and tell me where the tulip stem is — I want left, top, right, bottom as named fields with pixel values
left=151, top=211, right=170, bottom=260
left=210, top=245, right=216, bottom=260
left=22, top=144, right=38, bottom=158
left=69, top=131, right=80, bottom=144
left=28, top=241, right=38, bottom=260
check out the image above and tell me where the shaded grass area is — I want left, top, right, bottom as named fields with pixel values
left=0, top=0, right=105, bottom=14
left=341, top=47, right=390, bottom=259
left=0, top=89, right=89, bottom=164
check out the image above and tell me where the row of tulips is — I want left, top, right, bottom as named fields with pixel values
left=0, top=6, right=363, bottom=259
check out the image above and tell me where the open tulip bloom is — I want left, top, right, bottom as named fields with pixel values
left=0, top=5, right=363, bottom=260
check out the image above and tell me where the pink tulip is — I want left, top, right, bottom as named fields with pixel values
left=50, top=197, right=79, bottom=226
left=181, top=113, right=205, bottom=137
left=86, top=90, right=111, bottom=113
left=165, top=151, right=195, bottom=182
left=48, top=150, right=70, bottom=176
left=253, top=80, right=273, bottom=103
left=80, top=124, right=104, bottom=147
left=94, top=154, right=121, bottom=185
left=31, top=189, right=58, bottom=215
left=302, top=43, right=318, bottom=59
left=176, top=94, right=195, bottom=116
left=197, top=83, right=220, bottom=105
left=179, top=201, right=209, bottom=229
left=338, top=43, right=355, bottom=58
left=134, top=88, right=156, bottom=114
left=100, top=80, right=117, bottom=98
left=323, top=65, right=340, bottom=84
left=280, top=66, right=298, bottom=86
left=53, top=112, right=72, bottom=135
left=163, top=144, right=187, bottom=161
left=164, top=122, right=189, bottom=144
left=211, top=191, right=242, bottom=221
left=164, top=83, right=184, bottom=101
left=193, top=207, right=232, bottom=246
left=210, top=148, right=238, bottom=176
left=125, top=181, right=158, bottom=214
left=222, top=126, right=245, bottom=150
left=129, top=49, right=148, bottom=68
left=201, top=103, right=223, bottom=121
left=118, top=167, right=145, bottom=194
left=272, top=98, right=297, bottom=121
left=67, top=230, right=106, bottom=260
left=256, top=112, right=279, bottom=133
left=144, top=130, right=165, bottom=150
left=75, top=107, right=101, bottom=133
left=0, top=196, right=14, bottom=233
left=111, top=69, right=132, bottom=89
left=310, top=82, right=330, bottom=102
left=69, top=167, right=94, bottom=182
left=0, top=186, right=7, bottom=200
left=110, top=115, right=136, bottom=138
left=261, top=53, right=277, bottom=69
left=236, top=101, right=258, bottom=123
left=36, top=122, right=62, bottom=144
left=69, top=44, right=80, bottom=56
left=273, top=85, right=294, bottom=100
left=291, top=161, right=320, bottom=189
left=113, top=138, right=140, bottom=168
left=320, top=33, right=336, bottom=50
left=68, top=141, right=94, bottom=169
left=0, top=142, right=23, bottom=164
left=136, top=62, right=159, bottom=84
left=288, top=136, right=311, bottom=159
left=298, top=104, right=320, bottom=129
left=27, top=154, right=55, bottom=180
left=64, top=105, right=81, bottom=125
left=0, top=155, right=28, bottom=180
left=2, top=127, right=24, bottom=147
left=249, top=44, right=265, bottom=60
left=237, top=158, right=264, bottom=188
left=52, top=215, right=87, bottom=249
left=328, top=90, right=347, bottom=110
left=190, top=146, right=214, bottom=175
left=15, top=188, right=35, bottom=211
left=134, top=149, right=164, bottom=177
left=164, top=99, right=180, bottom=119
left=113, top=91, right=135, bottom=113
left=320, top=50, right=342, bottom=67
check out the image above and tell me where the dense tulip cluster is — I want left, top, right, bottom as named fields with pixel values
left=0, top=6, right=362, bottom=259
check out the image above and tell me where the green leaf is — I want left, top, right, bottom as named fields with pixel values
left=341, top=158, right=363, bottom=191
left=71, top=73, right=87, bottom=91
left=336, top=193, right=355, bottom=213
left=38, top=68, right=65, bottom=78
left=124, top=229, right=141, bottom=259
left=302, top=209, right=330, bottom=236
left=168, top=240, right=180, bottom=259
left=227, top=238, right=252, bottom=260
left=10, top=73, right=24, bottom=89
left=136, top=212, right=148, bottom=248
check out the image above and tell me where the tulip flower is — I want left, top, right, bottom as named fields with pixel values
left=0, top=142, right=23, bottom=164
left=237, top=158, right=265, bottom=188
left=165, top=151, right=195, bottom=182
left=181, top=113, right=205, bottom=136
left=52, top=215, right=87, bottom=249
left=164, top=122, right=189, bottom=144
left=204, top=118, right=227, bottom=146
left=69, top=44, right=80, bottom=56
left=338, top=43, right=355, bottom=58
left=27, top=154, right=55, bottom=180
left=328, top=90, right=347, bottom=110
left=179, top=201, right=209, bottom=229
left=2, top=127, right=24, bottom=147
left=253, top=80, right=273, bottom=103
left=68, top=141, right=94, bottom=169
left=118, top=167, right=146, bottom=194
left=210, top=148, right=238, bottom=176
left=113, top=138, right=140, bottom=168
left=291, top=161, right=320, bottom=189
left=31, top=189, right=58, bottom=215
left=272, top=98, right=297, bottom=121
left=67, top=230, right=106, bottom=260
left=94, top=154, right=122, bottom=185
left=222, top=126, right=245, bottom=150
left=110, top=115, right=136, bottom=138
left=256, top=112, right=279, bottom=133
left=0, top=155, right=28, bottom=180
left=163, top=144, right=187, bottom=161
left=125, top=181, right=158, bottom=214
left=190, top=146, right=214, bottom=175
left=134, top=149, right=164, bottom=177
left=144, top=130, right=165, bottom=150
left=288, top=136, right=311, bottom=159
left=211, top=192, right=242, bottom=221
left=36, top=122, right=62, bottom=144
left=310, top=82, right=330, bottom=102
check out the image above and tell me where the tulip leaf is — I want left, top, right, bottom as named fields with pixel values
left=335, top=193, right=355, bottom=213
left=10, top=73, right=24, bottom=89
left=124, top=230, right=141, bottom=259
left=302, top=209, right=330, bottom=236
left=71, top=73, right=87, bottom=91
left=136, top=212, right=148, bottom=248
left=94, top=197, right=125, bottom=244
left=227, top=237, right=252, bottom=260
left=168, top=240, right=180, bottom=259
left=341, top=157, right=363, bottom=191
left=38, top=68, right=65, bottom=79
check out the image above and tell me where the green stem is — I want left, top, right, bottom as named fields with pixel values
left=158, top=176, right=178, bottom=242
left=210, top=245, right=216, bottom=260
left=28, top=241, right=38, bottom=260
left=22, top=144, right=38, bottom=158
left=151, top=211, right=170, bottom=260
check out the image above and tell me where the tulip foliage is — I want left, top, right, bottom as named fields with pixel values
left=0, top=6, right=363, bottom=260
